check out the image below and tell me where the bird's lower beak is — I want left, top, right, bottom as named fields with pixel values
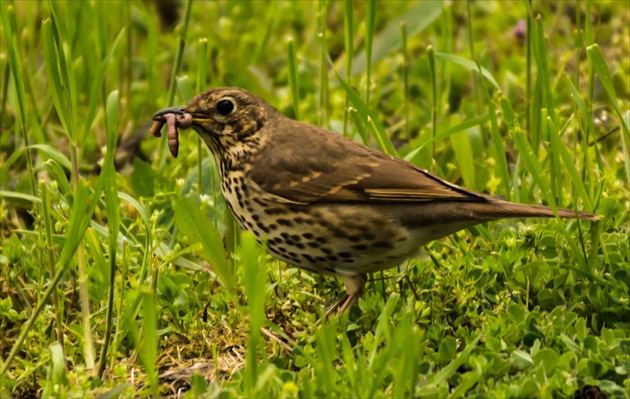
left=153, top=106, right=187, bottom=121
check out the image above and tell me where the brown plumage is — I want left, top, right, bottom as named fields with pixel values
left=153, top=87, right=599, bottom=314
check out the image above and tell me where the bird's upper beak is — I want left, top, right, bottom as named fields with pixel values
left=152, top=106, right=187, bottom=121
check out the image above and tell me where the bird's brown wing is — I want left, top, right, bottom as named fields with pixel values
left=248, top=119, right=486, bottom=204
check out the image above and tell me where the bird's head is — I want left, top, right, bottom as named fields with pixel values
left=153, top=87, right=272, bottom=154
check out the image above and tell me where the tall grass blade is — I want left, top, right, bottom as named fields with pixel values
left=531, top=15, right=558, bottom=125
left=405, top=113, right=491, bottom=165
left=139, top=289, right=158, bottom=396
left=475, top=65, right=511, bottom=198
left=96, top=90, right=121, bottom=378
left=118, top=192, right=152, bottom=284
left=586, top=44, right=630, bottom=190
left=158, top=0, right=193, bottom=170
left=565, top=77, right=595, bottom=194
left=287, top=37, right=300, bottom=120
left=451, top=128, right=476, bottom=190
left=40, top=181, right=65, bottom=354
left=434, top=52, right=500, bottom=91
left=547, top=116, right=593, bottom=209
left=0, top=181, right=94, bottom=377
left=345, top=1, right=442, bottom=75
left=174, top=197, right=233, bottom=290
left=401, top=21, right=410, bottom=138
left=2, top=144, right=71, bottom=175
left=466, top=0, right=481, bottom=115
left=318, top=0, right=329, bottom=128
left=241, top=232, right=268, bottom=396
left=176, top=75, right=194, bottom=103
left=41, top=18, right=71, bottom=140
left=428, top=46, right=437, bottom=160
left=364, top=0, right=376, bottom=104
left=41, top=343, right=68, bottom=397
left=427, top=334, right=481, bottom=385
left=342, top=0, right=354, bottom=136
left=315, top=319, right=338, bottom=395
left=80, top=28, right=124, bottom=144
left=196, top=38, right=210, bottom=194
left=1, top=5, right=35, bottom=195
left=512, top=129, right=558, bottom=213
left=319, top=35, right=397, bottom=156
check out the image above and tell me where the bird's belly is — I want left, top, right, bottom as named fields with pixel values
left=221, top=182, right=424, bottom=276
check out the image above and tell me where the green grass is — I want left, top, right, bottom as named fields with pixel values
left=1, top=1, right=629, bottom=398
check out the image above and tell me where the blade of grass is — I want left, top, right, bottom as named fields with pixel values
left=405, top=112, right=491, bottom=164
left=565, top=77, right=596, bottom=196
left=364, top=294, right=399, bottom=398
left=401, top=21, right=410, bottom=139
left=586, top=44, right=630, bottom=189
left=157, top=0, right=193, bottom=171
left=525, top=1, right=533, bottom=139
left=427, top=334, right=481, bottom=386
left=364, top=0, right=376, bottom=105
left=451, top=128, right=476, bottom=190
left=1, top=4, right=36, bottom=196
left=251, top=1, right=278, bottom=64
left=314, top=319, right=338, bottom=396
left=344, top=1, right=442, bottom=76
left=542, top=108, right=563, bottom=205
left=349, top=107, right=369, bottom=145
left=241, top=232, right=268, bottom=396
left=2, top=144, right=71, bottom=174
left=118, top=192, right=152, bottom=284
left=512, top=129, right=558, bottom=213
left=135, top=289, right=158, bottom=396
left=342, top=0, right=354, bottom=136
left=43, top=10, right=77, bottom=144
left=547, top=115, right=593, bottom=209
left=475, top=62, right=511, bottom=198
left=530, top=74, right=544, bottom=155
left=43, top=159, right=72, bottom=196
left=40, top=181, right=65, bottom=356
left=530, top=15, right=558, bottom=126
left=79, top=28, right=125, bottom=144
left=318, top=0, right=329, bottom=128
left=466, top=0, right=481, bottom=116
left=176, top=75, right=194, bottom=103
left=43, top=10, right=97, bottom=367
left=319, top=34, right=397, bottom=156
left=41, top=343, right=68, bottom=397
left=428, top=45, right=437, bottom=160
left=287, top=37, right=300, bottom=120
left=196, top=38, right=210, bottom=195
left=174, top=196, right=233, bottom=290
left=434, top=52, right=500, bottom=91
left=0, top=190, right=42, bottom=205
left=369, top=293, right=399, bottom=366
left=96, top=90, right=120, bottom=378
left=0, top=181, right=95, bottom=377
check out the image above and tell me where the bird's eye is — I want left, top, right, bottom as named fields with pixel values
left=216, top=99, right=234, bottom=116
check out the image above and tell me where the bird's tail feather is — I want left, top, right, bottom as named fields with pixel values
left=466, top=199, right=600, bottom=221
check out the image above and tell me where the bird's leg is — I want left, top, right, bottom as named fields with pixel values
left=324, top=274, right=366, bottom=317
left=324, top=294, right=349, bottom=318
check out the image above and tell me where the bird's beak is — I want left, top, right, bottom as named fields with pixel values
left=152, top=106, right=187, bottom=121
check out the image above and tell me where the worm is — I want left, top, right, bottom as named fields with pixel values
left=149, top=112, right=193, bottom=158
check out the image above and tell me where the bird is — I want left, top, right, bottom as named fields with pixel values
left=151, top=87, right=599, bottom=315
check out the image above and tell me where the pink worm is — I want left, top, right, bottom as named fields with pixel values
left=149, top=113, right=193, bottom=158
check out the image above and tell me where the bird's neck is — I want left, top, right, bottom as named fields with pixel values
left=206, top=133, right=262, bottom=176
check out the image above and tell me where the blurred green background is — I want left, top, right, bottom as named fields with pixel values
left=1, top=1, right=628, bottom=397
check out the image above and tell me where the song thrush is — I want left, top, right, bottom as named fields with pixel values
left=151, top=87, right=599, bottom=314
